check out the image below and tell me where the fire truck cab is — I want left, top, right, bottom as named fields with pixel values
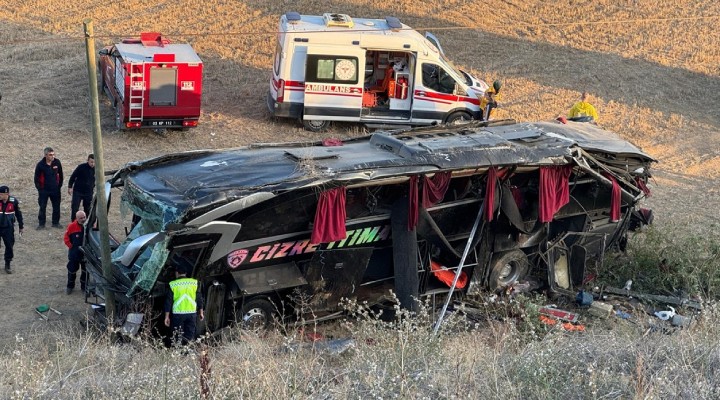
left=268, top=12, right=490, bottom=131
left=99, top=32, right=203, bottom=130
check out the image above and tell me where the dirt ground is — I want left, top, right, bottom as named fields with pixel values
left=0, top=1, right=718, bottom=347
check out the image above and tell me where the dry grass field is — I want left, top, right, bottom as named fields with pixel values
left=1, top=1, right=720, bottom=397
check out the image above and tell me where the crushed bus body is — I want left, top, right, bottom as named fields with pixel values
left=81, top=119, right=655, bottom=333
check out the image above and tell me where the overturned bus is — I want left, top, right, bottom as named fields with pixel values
left=82, top=119, right=655, bottom=332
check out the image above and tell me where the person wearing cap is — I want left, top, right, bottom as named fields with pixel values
left=63, top=210, right=87, bottom=294
left=0, top=185, right=24, bottom=273
left=480, top=80, right=503, bottom=121
left=568, top=91, right=599, bottom=122
left=67, top=154, right=95, bottom=222
left=164, top=261, right=204, bottom=345
left=34, top=147, right=64, bottom=229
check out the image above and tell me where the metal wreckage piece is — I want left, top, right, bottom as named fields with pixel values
left=81, top=119, right=655, bottom=333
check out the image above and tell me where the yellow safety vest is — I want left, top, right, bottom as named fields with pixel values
left=169, top=277, right=199, bottom=314
left=568, top=101, right=599, bottom=121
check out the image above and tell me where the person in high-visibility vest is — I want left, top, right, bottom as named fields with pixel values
left=567, top=91, right=599, bottom=122
left=164, top=262, right=204, bottom=345
left=479, top=80, right=502, bottom=121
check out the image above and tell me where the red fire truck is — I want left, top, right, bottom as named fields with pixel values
left=98, top=32, right=203, bottom=130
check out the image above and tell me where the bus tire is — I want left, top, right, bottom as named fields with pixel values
left=303, top=119, right=331, bottom=132
left=238, top=297, right=275, bottom=330
left=488, top=250, right=529, bottom=290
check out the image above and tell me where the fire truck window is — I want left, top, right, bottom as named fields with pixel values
left=149, top=67, right=177, bottom=106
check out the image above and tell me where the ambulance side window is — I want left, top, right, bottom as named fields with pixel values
left=306, top=55, right=358, bottom=84
left=273, top=42, right=282, bottom=75
left=422, top=63, right=455, bottom=94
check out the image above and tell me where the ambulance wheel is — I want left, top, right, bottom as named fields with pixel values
left=238, top=297, right=275, bottom=330
left=303, top=119, right=331, bottom=132
left=445, top=111, right=473, bottom=125
left=488, top=250, right=529, bottom=290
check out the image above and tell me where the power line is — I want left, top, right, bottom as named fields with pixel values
left=1, top=14, right=719, bottom=46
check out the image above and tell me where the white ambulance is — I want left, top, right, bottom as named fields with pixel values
left=267, top=12, right=490, bottom=131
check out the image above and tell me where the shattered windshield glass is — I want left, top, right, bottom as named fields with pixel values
left=112, top=180, right=183, bottom=295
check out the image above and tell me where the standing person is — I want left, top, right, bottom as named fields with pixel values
left=34, top=147, right=64, bottom=229
left=568, top=91, right=599, bottom=122
left=0, top=186, right=23, bottom=274
left=63, top=211, right=87, bottom=294
left=164, top=263, right=204, bottom=345
left=68, top=154, right=95, bottom=222
left=480, top=80, right=502, bottom=121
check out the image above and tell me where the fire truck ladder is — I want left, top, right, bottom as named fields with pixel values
left=128, top=63, right=145, bottom=122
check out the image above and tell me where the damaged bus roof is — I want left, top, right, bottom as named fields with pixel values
left=117, top=120, right=655, bottom=221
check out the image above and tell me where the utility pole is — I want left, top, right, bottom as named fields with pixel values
left=83, top=19, right=116, bottom=325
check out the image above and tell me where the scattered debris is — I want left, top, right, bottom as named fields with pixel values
left=284, top=338, right=356, bottom=356
left=654, top=306, right=676, bottom=321
left=575, top=291, right=593, bottom=306
left=539, top=315, right=586, bottom=332
left=615, top=310, right=632, bottom=319
left=539, top=306, right=579, bottom=323
left=589, top=301, right=613, bottom=318
left=35, top=309, right=48, bottom=321
left=601, top=286, right=702, bottom=310
left=120, top=313, right=144, bottom=336
left=623, top=279, right=633, bottom=291
left=671, top=314, right=691, bottom=327
left=35, top=304, right=62, bottom=321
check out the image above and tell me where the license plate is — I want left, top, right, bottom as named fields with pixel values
left=144, top=120, right=180, bottom=127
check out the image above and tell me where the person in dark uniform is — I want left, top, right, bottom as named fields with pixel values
left=67, top=154, right=95, bottom=222
left=0, top=186, right=24, bottom=274
left=164, top=262, right=204, bottom=345
left=63, top=211, right=87, bottom=294
left=34, top=147, right=64, bottom=229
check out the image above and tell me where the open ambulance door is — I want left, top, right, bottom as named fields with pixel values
left=303, top=46, right=364, bottom=128
left=424, top=32, right=445, bottom=56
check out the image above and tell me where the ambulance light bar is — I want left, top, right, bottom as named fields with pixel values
left=285, top=12, right=301, bottom=23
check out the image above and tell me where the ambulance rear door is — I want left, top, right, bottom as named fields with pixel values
left=424, top=32, right=445, bottom=56
left=303, top=46, right=365, bottom=122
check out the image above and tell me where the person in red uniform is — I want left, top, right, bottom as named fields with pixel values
left=34, top=147, right=64, bottom=229
left=0, top=186, right=24, bottom=274
left=63, top=210, right=87, bottom=294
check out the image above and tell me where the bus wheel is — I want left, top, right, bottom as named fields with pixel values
left=238, top=297, right=275, bottom=330
left=445, top=111, right=472, bottom=125
left=488, top=250, right=529, bottom=290
left=303, top=119, right=331, bottom=132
